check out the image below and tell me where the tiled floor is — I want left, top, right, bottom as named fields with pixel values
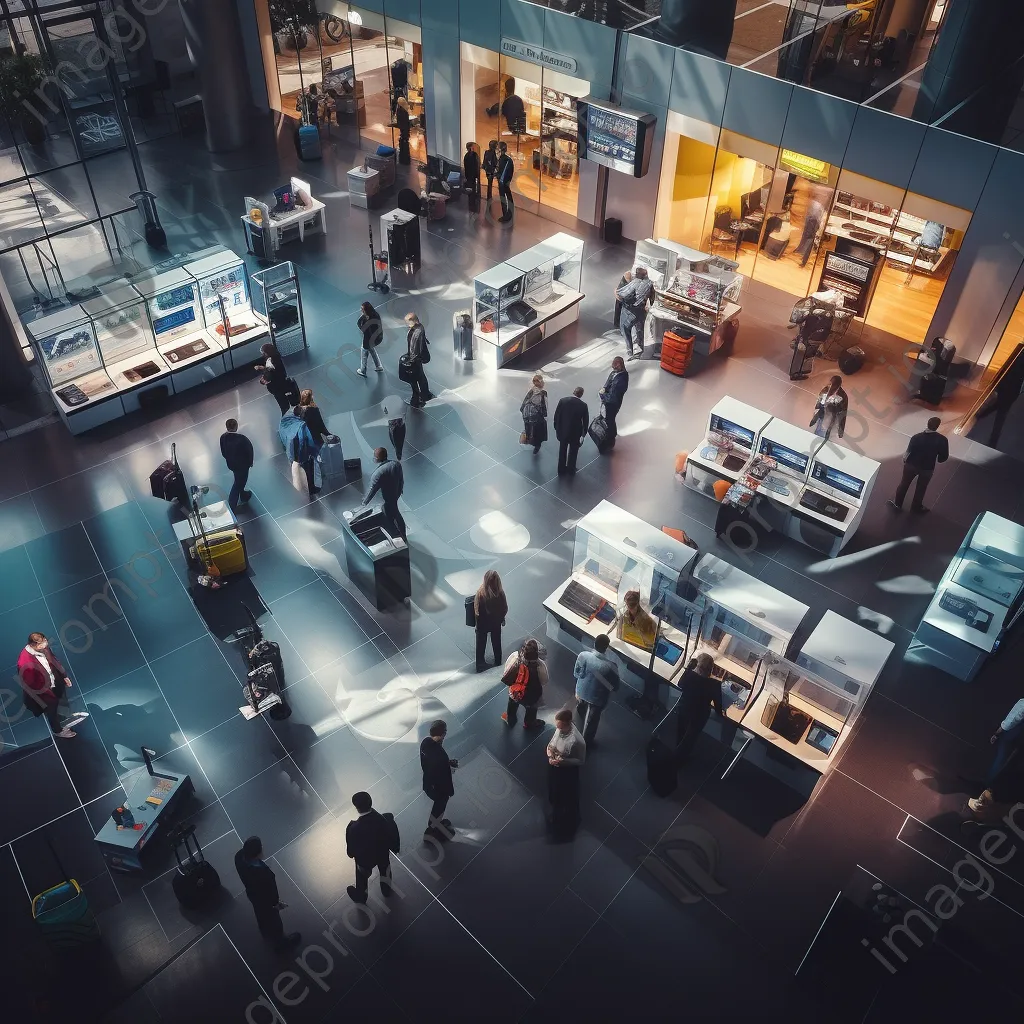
left=2, top=115, right=1024, bottom=1023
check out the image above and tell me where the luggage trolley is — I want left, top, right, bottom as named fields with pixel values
left=227, top=603, right=289, bottom=720
left=787, top=298, right=855, bottom=380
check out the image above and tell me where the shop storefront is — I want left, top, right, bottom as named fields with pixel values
left=654, top=116, right=971, bottom=346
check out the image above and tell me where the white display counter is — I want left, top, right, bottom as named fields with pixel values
left=683, top=396, right=773, bottom=495
left=241, top=177, right=327, bottom=256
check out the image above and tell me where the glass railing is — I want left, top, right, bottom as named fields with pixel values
left=524, top=0, right=656, bottom=32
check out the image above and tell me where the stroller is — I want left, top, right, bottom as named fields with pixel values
left=228, top=604, right=289, bottom=719
left=787, top=298, right=854, bottom=380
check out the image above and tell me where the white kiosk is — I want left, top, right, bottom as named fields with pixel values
left=684, top=397, right=773, bottom=498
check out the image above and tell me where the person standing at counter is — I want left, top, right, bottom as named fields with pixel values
left=520, top=374, right=548, bottom=454
left=599, top=357, right=629, bottom=445
left=363, top=447, right=406, bottom=541
left=887, top=416, right=948, bottom=514
left=474, top=569, right=508, bottom=672
left=675, top=653, right=724, bottom=762
left=501, top=638, right=548, bottom=730
left=553, top=386, right=589, bottom=475
left=546, top=709, right=586, bottom=840
left=573, top=633, right=620, bottom=745
left=615, top=266, right=653, bottom=360
left=616, top=590, right=657, bottom=651
left=809, top=375, right=848, bottom=439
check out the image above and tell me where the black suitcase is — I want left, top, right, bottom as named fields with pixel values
left=589, top=415, right=613, bottom=454
left=171, top=824, right=221, bottom=908
left=604, top=217, right=623, bottom=245
left=919, top=372, right=945, bottom=405
left=465, top=594, right=476, bottom=627
left=838, top=345, right=865, bottom=375
left=646, top=735, right=678, bottom=798
left=150, top=442, right=188, bottom=504
left=454, top=312, right=474, bottom=360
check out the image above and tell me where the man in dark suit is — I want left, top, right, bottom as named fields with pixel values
left=553, top=386, right=589, bottom=475
left=888, top=416, right=949, bottom=513
left=220, top=418, right=254, bottom=512
left=496, top=142, right=515, bottom=224
left=345, top=791, right=397, bottom=904
left=234, top=836, right=300, bottom=951
left=599, top=357, right=630, bottom=444
left=420, top=719, right=457, bottom=840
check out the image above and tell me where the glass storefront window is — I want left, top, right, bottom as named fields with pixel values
left=653, top=124, right=717, bottom=250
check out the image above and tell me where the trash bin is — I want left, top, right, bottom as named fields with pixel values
left=130, top=190, right=167, bottom=249
left=454, top=311, right=474, bottom=360
left=32, top=879, right=100, bottom=948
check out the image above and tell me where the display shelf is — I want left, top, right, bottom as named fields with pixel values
left=157, top=330, right=226, bottom=370
left=251, top=262, right=306, bottom=361
left=51, top=368, right=118, bottom=412
left=105, top=350, right=171, bottom=392
left=184, top=251, right=252, bottom=330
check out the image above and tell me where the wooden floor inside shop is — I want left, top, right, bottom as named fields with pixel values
left=470, top=79, right=581, bottom=219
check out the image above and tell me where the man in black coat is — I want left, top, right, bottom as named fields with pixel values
left=345, top=791, right=398, bottom=904
left=234, top=836, right=300, bottom=951
left=888, top=416, right=949, bottom=513
left=553, top=386, right=589, bottom=475
left=420, top=719, right=457, bottom=840
left=220, top=418, right=254, bottom=512
left=599, top=357, right=630, bottom=443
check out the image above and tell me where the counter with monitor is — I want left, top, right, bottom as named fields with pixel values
left=909, top=512, right=1024, bottom=681
left=683, top=397, right=773, bottom=498
left=543, top=500, right=701, bottom=683
left=473, top=233, right=585, bottom=368
left=241, top=177, right=327, bottom=259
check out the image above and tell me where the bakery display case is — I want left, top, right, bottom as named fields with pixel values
left=251, top=261, right=306, bottom=366
left=473, top=233, right=584, bottom=368
left=910, top=512, right=1024, bottom=681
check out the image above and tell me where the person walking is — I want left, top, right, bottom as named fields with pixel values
left=980, top=697, right=1024, bottom=792
left=809, top=375, right=848, bottom=439
left=547, top=709, right=586, bottom=840
left=363, top=446, right=406, bottom=541
left=219, top=418, right=254, bottom=513
left=520, top=373, right=549, bottom=454
left=382, top=395, right=406, bottom=460
left=482, top=140, right=498, bottom=204
left=357, top=301, right=384, bottom=377
left=573, top=633, right=620, bottom=746
left=464, top=141, right=481, bottom=212
left=887, top=416, right=949, bottom=513
left=613, top=270, right=631, bottom=330
left=279, top=407, right=321, bottom=499
left=345, top=792, right=399, bottom=904
left=234, top=836, right=300, bottom=952
left=496, top=141, right=515, bottom=223
left=404, top=312, right=432, bottom=408
left=615, top=266, right=653, bottom=360
left=553, top=386, right=588, bottom=475
left=17, top=632, right=86, bottom=740
left=255, top=342, right=293, bottom=414
left=675, top=653, right=724, bottom=762
left=599, top=357, right=630, bottom=444
left=295, top=389, right=329, bottom=442
left=501, top=638, right=548, bottom=730
left=420, top=719, right=458, bottom=840
left=474, top=569, right=508, bottom=672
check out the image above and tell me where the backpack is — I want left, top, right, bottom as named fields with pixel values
left=502, top=657, right=530, bottom=702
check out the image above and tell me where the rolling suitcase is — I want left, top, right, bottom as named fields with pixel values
left=427, top=193, right=447, bottom=220
left=195, top=527, right=247, bottom=576
left=150, top=442, right=188, bottom=504
left=646, top=734, right=678, bottom=798
left=317, top=435, right=345, bottom=491
left=454, top=312, right=474, bottom=360
left=838, top=345, right=865, bottom=375
left=297, top=123, right=322, bottom=161
left=171, top=824, right=221, bottom=909
left=918, top=371, right=945, bottom=405
left=588, top=415, right=613, bottom=454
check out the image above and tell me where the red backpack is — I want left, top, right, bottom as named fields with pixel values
left=503, top=657, right=530, bottom=702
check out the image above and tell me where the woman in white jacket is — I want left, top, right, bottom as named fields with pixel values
left=547, top=708, right=586, bottom=839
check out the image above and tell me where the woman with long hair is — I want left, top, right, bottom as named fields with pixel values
left=474, top=570, right=508, bottom=672
left=255, top=342, right=290, bottom=414
left=357, top=301, right=384, bottom=377
left=809, top=374, right=848, bottom=439
left=295, top=389, right=328, bottom=442
left=520, top=373, right=548, bottom=454
left=501, top=637, right=547, bottom=730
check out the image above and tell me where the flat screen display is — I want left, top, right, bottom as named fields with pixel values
left=760, top=438, right=808, bottom=474
left=710, top=414, right=755, bottom=448
left=152, top=284, right=196, bottom=311
left=38, top=324, right=101, bottom=385
left=577, top=99, right=656, bottom=178
left=805, top=723, right=839, bottom=755
left=153, top=306, right=197, bottom=337
left=812, top=461, right=864, bottom=499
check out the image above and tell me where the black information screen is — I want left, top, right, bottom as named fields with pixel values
left=759, top=438, right=808, bottom=474
left=710, top=415, right=755, bottom=448
left=812, top=461, right=864, bottom=499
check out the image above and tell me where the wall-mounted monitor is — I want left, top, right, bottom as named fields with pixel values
left=577, top=97, right=656, bottom=178
left=812, top=461, right=865, bottom=500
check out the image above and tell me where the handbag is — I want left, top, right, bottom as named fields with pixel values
left=398, top=354, right=414, bottom=382
left=465, top=595, right=476, bottom=627
left=519, top=431, right=529, bottom=445
left=283, top=377, right=300, bottom=405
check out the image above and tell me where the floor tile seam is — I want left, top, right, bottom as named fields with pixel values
left=871, top=688, right=985, bottom=749
left=265, top=848, right=343, bottom=941
left=1, top=783, right=125, bottom=850
left=341, top=899, right=438, bottom=980
left=215, top=923, right=286, bottom=1019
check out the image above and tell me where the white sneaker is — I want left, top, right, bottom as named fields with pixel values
left=375, top=365, right=384, bottom=372
left=356, top=369, right=367, bottom=378
left=56, top=728, right=77, bottom=739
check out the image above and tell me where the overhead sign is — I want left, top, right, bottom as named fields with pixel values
left=500, top=38, right=578, bottom=75
left=780, top=149, right=830, bottom=183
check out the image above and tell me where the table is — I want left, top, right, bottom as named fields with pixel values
left=94, top=769, right=193, bottom=872
left=241, top=199, right=327, bottom=257
left=729, top=219, right=758, bottom=258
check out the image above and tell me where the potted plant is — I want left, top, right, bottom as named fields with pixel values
left=0, top=52, right=48, bottom=145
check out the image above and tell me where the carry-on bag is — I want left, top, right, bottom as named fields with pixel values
left=195, top=527, right=247, bottom=576
left=646, top=734, right=678, bottom=798
left=398, top=354, right=414, bottom=382
left=918, top=371, right=946, bottom=405
left=465, top=595, right=476, bottom=627
left=171, top=824, right=221, bottom=909
left=150, top=442, right=188, bottom=504
left=317, top=434, right=345, bottom=490
left=297, top=123, right=322, bottom=161
left=427, top=193, right=446, bottom=220
left=588, top=415, right=614, bottom=454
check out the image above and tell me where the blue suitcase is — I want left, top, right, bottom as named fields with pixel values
left=297, top=124, right=321, bottom=161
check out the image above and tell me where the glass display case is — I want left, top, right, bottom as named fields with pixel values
left=910, top=512, right=1024, bottom=681
left=83, top=284, right=168, bottom=392
left=473, top=233, right=585, bottom=368
left=132, top=267, right=205, bottom=347
left=251, top=261, right=306, bottom=360
left=185, top=252, right=252, bottom=330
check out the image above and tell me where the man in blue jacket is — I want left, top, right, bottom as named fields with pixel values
left=279, top=410, right=321, bottom=499
left=574, top=633, right=620, bottom=745
left=363, top=446, right=406, bottom=540
left=599, top=357, right=630, bottom=444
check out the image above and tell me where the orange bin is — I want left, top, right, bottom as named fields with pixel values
left=660, top=331, right=695, bottom=377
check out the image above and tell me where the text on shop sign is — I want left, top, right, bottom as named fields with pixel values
left=500, top=39, right=578, bottom=74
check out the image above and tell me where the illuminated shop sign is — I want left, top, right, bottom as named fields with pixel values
left=780, top=149, right=830, bottom=183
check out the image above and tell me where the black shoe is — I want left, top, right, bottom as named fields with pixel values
left=346, top=885, right=367, bottom=904
left=275, top=932, right=301, bottom=951
left=886, top=500, right=902, bottom=512
left=476, top=662, right=487, bottom=672
left=380, top=885, right=393, bottom=898
left=441, top=818, right=452, bottom=829
left=239, top=491, right=252, bottom=504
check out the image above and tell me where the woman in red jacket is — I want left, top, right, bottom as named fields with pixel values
left=17, top=632, right=80, bottom=739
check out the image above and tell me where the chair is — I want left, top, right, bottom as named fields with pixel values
left=761, top=216, right=792, bottom=260
left=709, top=206, right=736, bottom=255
